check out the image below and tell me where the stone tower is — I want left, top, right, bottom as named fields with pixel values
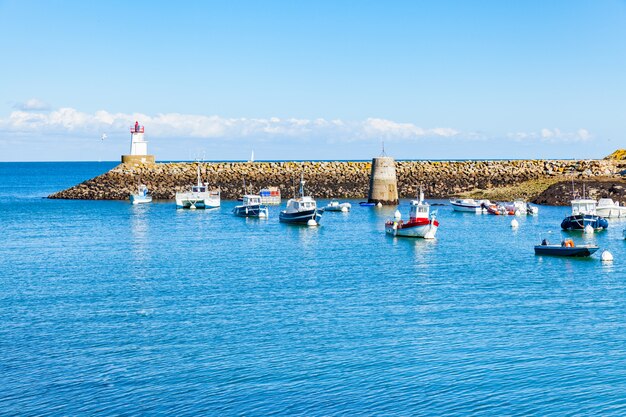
left=368, top=156, right=399, bottom=205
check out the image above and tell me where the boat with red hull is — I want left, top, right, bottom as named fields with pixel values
left=385, top=188, right=439, bottom=239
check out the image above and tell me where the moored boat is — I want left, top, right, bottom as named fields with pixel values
left=482, top=202, right=508, bottom=215
left=325, top=200, right=351, bottom=212
left=129, top=184, right=152, bottom=205
left=450, top=198, right=489, bottom=213
left=595, top=198, right=626, bottom=218
left=233, top=194, right=269, bottom=218
left=279, top=177, right=324, bottom=225
left=175, top=164, right=220, bottom=209
left=359, top=202, right=376, bottom=207
left=385, top=188, right=439, bottom=239
left=502, top=200, right=539, bottom=215
left=534, top=238, right=599, bottom=257
left=561, top=199, right=608, bottom=231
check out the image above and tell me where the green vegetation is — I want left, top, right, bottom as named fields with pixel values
left=458, top=177, right=565, bottom=201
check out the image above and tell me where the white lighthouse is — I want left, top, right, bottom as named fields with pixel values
left=121, top=121, right=155, bottom=164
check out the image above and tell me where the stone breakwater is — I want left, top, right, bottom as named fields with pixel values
left=48, top=159, right=619, bottom=201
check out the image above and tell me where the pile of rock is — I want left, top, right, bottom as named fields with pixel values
left=48, top=159, right=619, bottom=201
left=533, top=179, right=626, bottom=206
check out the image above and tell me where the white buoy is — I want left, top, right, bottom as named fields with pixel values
left=307, top=219, right=317, bottom=226
left=394, top=209, right=401, bottom=220
left=515, top=210, right=521, bottom=216
left=584, top=224, right=594, bottom=234
left=510, top=219, right=519, bottom=228
left=258, top=211, right=267, bottom=218
left=341, top=206, right=349, bottom=212
left=376, top=202, right=383, bottom=208
left=601, top=250, right=614, bottom=262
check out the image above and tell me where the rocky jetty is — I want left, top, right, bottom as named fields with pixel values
left=533, top=178, right=626, bottom=206
left=48, top=159, right=620, bottom=202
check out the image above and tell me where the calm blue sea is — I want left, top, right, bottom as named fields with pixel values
left=2, top=162, right=626, bottom=416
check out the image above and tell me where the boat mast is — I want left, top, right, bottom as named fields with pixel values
left=196, top=162, right=202, bottom=187
left=299, top=173, right=306, bottom=197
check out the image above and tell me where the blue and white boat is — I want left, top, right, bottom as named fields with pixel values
left=233, top=194, right=269, bottom=218
left=534, top=238, right=599, bottom=257
left=279, top=177, right=323, bottom=225
left=130, top=184, right=152, bottom=205
left=561, top=198, right=608, bottom=231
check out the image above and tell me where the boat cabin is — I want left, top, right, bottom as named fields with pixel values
left=192, top=185, right=207, bottom=193
left=598, top=198, right=618, bottom=207
left=286, top=196, right=317, bottom=213
left=293, top=200, right=316, bottom=210
left=571, top=199, right=597, bottom=215
left=409, top=199, right=430, bottom=220
left=243, top=195, right=261, bottom=206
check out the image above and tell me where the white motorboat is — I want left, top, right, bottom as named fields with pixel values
left=596, top=198, right=626, bottom=218
left=175, top=164, right=220, bottom=209
left=450, top=198, right=489, bottom=213
left=279, top=177, right=324, bottom=225
left=386, top=188, right=438, bottom=239
left=129, top=184, right=152, bottom=205
left=325, top=200, right=351, bottom=212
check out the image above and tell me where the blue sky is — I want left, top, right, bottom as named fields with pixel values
left=1, top=0, right=625, bottom=161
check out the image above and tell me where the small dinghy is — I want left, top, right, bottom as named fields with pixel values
left=534, top=238, right=599, bottom=257
left=325, top=200, right=351, bottom=212
left=482, top=202, right=507, bottom=215
left=359, top=202, right=376, bottom=207
left=130, top=183, right=152, bottom=205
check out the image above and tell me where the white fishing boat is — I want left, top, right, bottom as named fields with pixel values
left=279, top=177, right=324, bottom=225
left=233, top=194, right=269, bottom=218
left=450, top=198, right=489, bottom=213
left=386, top=188, right=438, bottom=239
left=175, top=164, right=220, bottom=209
left=595, top=198, right=626, bottom=218
left=129, top=184, right=152, bottom=205
left=232, top=178, right=269, bottom=218
left=325, top=200, right=351, bottom=212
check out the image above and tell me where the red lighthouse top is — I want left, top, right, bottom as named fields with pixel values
left=131, top=121, right=144, bottom=133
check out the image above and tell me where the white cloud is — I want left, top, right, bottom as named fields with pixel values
left=508, top=127, right=593, bottom=143
left=13, top=98, right=50, bottom=111
left=0, top=107, right=462, bottom=142
left=0, top=105, right=594, bottom=146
